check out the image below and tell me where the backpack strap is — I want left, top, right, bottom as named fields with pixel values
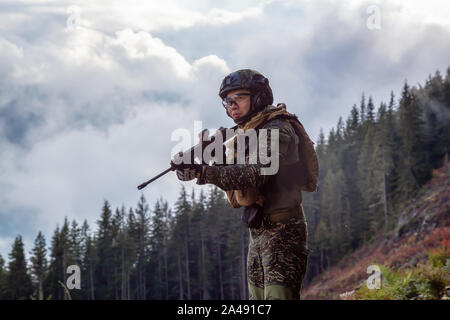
left=274, top=103, right=319, bottom=192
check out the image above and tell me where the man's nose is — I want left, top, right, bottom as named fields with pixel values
left=229, top=101, right=238, bottom=109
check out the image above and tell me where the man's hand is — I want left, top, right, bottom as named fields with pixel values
left=170, top=161, right=204, bottom=182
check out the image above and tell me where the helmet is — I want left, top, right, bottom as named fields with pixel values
left=219, top=69, right=273, bottom=111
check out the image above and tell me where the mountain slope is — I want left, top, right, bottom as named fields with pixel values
left=302, top=161, right=450, bottom=300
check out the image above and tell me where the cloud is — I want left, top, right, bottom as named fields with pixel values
left=0, top=14, right=232, bottom=258
left=0, top=236, right=15, bottom=261
left=229, top=0, right=450, bottom=140
left=0, top=101, right=215, bottom=259
left=0, top=25, right=231, bottom=146
left=0, top=0, right=449, bottom=260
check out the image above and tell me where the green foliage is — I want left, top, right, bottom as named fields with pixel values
left=6, top=236, right=33, bottom=300
left=427, top=245, right=449, bottom=268
left=355, top=246, right=450, bottom=300
left=0, top=254, right=7, bottom=299
left=305, top=67, right=448, bottom=282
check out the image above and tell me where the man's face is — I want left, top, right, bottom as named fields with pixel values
left=225, top=89, right=251, bottom=119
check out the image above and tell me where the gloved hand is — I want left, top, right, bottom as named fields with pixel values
left=170, top=161, right=204, bottom=182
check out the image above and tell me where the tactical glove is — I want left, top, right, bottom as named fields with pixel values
left=170, top=161, right=205, bottom=182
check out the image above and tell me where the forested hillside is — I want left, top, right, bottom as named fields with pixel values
left=0, top=67, right=448, bottom=300
left=302, top=161, right=449, bottom=299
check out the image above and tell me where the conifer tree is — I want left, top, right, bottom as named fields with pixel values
left=149, top=198, right=169, bottom=299
left=30, top=231, right=48, bottom=299
left=372, top=102, right=396, bottom=229
left=173, top=186, right=192, bottom=299
left=46, top=220, right=72, bottom=300
left=95, top=200, right=115, bottom=299
left=0, top=254, right=6, bottom=299
left=367, top=96, right=375, bottom=123
left=314, top=219, right=330, bottom=273
left=81, top=219, right=96, bottom=300
left=360, top=93, right=366, bottom=123
left=111, top=207, right=124, bottom=299
left=397, top=82, right=431, bottom=202
left=6, top=236, right=33, bottom=299
left=134, top=194, right=150, bottom=300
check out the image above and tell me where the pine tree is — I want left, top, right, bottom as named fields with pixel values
left=314, top=219, right=330, bottom=273
left=344, top=104, right=359, bottom=139
left=367, top=96, right=375, bottom=123
left=30, top=231, right=48, bottom=299
left=444, top=67, right=450, bottom=108
left=383, top=91, right=403, bottom=218
left=111, top=207, right=125, bottom=300
left=372, top=102, right=396, bottom=230
left=124, top=207, right=137, bottom=299
left=397, top=82, right=432, bottom=202
left=134, top=194, right=150, bottom=300
left=420, top=71, right=449, bottom=168
left=320, top=164, right=346, bottom=260
left=46, top=220, right=72, bottom=300
left=358, top=124, right=380, bottom=236
left=95, top=200, right=115, bottom=299
left=69, top=220, right=82, bottom=267
left=149, top=198, right=168, bottom=299
left=360, top=93, right=366, bottom=124
left=81, top=219, right=96, bottom=300
left=0, top=254, right=7, bottom=299
left=173, top=186, right=192, bottom=299
left=207, top=186, right=229, bottom=299
left=6, top=236, right=33, bottom=299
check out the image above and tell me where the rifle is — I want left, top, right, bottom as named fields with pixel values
left=137, top=125, right=238, bottom=190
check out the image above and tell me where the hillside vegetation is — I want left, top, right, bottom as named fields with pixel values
left=303, top=162, right=450, bottom=300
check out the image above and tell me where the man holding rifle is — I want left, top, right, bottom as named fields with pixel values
left=169, top=69, right=319, bottom=300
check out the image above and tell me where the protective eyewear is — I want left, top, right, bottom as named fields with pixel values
left=222, top=93, right=251, bottom=108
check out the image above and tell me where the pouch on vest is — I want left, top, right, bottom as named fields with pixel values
left=226, top=189, right=265, bottom=228
left=225, top=187, right=260, bottom=208
left=241, top=203, right=264, bottom=228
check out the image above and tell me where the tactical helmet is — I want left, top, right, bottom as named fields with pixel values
left=219, top=69, right=273, bottom=111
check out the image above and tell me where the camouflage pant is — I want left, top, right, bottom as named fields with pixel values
left=247, top=214, right=309, bottom=300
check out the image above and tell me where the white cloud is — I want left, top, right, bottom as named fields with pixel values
left=0, top=6, right=233, bottom=251
left=0, top=0, right=449, bottom=257
left=0, top=102, right=220, bottom=254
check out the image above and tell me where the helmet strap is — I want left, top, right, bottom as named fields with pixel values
left=232, top=92, right=259, bottom=126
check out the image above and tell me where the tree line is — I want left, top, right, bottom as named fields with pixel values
left=0, top=67, right=448, bottom=299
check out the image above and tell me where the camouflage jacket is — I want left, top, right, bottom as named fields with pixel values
left=202, top=105, right=303, bottom=214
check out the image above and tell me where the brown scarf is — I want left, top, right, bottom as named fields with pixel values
left=225, top=104, right=293, bottom=208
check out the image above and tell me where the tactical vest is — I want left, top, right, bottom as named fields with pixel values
left=225, top=103, right=319, bottom=209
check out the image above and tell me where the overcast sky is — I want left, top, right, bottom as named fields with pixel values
left=0, top=0, right=449, bottom=260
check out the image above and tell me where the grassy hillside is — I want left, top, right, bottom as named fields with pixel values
left=302, top=161, right=450, bottom=300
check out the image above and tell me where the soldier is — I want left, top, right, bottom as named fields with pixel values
left=173, top=69, right=318, bottom=300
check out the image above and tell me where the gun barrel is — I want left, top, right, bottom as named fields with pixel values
left=137, top=166, right=174, bottom=190
left=137, top=125, right=238, bottom=190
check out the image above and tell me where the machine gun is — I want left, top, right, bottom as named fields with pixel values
left=137, top=125, right=237, bottom=190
